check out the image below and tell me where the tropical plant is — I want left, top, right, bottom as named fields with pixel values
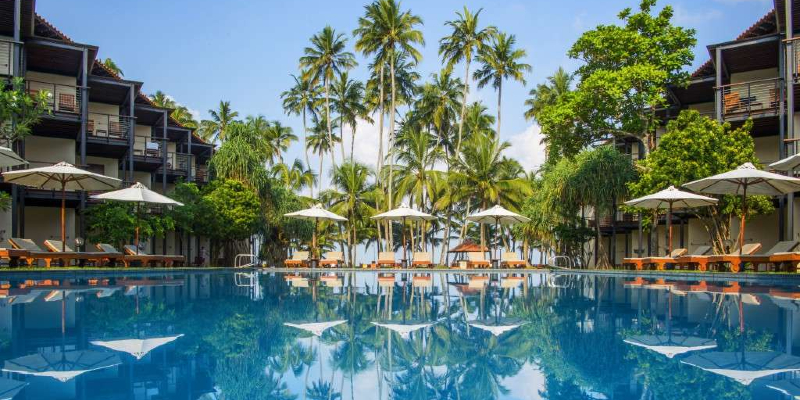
left=439, top=6, right=496, bottom=154
left=473, top=31, right=530, bottom=138
left=300, top=26, right=357, bottom=170
left=272, top=159, right=317, bottom=193
left=281, top=72, right=321, bottom=171
left=102, top=58, right=123, bottom=76
left=200, top=100, right=240, bottom=143
left=0, top=77, right=50, bottom=143
left=327, top=161, right=377, bottom=266
left=203, top=179, right=262, bottom=265
left=332, top=72, right=370, bottom=161
left=306, top=115, right=341, bottom=190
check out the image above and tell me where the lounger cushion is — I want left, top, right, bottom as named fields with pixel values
left=10, top=238, right=44, bottom=252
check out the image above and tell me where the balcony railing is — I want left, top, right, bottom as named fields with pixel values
left=789, top=37, right=800, bottom=83
left=592, top=212, right=639, bottom=228
left=195, top=165, right=209, bottom=183
left=26, top=80, right=81, bottom=114
left=132, top=136, right=163, bottom=161
left=87, top=113, right=132, bottom=140
left=717, top=78, right=780, bottom=118
left=161, top=152, right=191, bottom=174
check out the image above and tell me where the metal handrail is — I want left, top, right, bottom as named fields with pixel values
left=26, top=79, right=82, bottom=114
left=235, top=254, right=257, bottom=268
left=87, top=112, right=133, bottom=139
left=133, top=136, right=163, bottom=160
left=716, top=77, right=781, bottom=118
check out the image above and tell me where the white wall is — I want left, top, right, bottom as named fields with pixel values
left=25, top=136, right=74, bottom=165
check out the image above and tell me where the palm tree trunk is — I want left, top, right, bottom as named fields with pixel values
left=319, top=153, right=324, bottom=198
left=496, top=81, right=502, bottom=137
left=350, top=122, right=356, bottom=161
left=325, top=77, right=336, bottom=169
left=339, top=115, right=346, bottom=163
left=388, top=55, right=396, bottom=250
left=377, top=64, right=386, bottom=252
left=456, top=59, right=471, bottom=154
left=303, top=109, right=313, bottom=198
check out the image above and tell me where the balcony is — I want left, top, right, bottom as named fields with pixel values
left=87, top=113, right=132, bottom=141
left=717, top=78, right=780, bottom=119
left=195, top=165, right=209, bottom=183
left=590, top=212, right=639, bottom=228
left=159, top=152, right=191, bottom=175
left=26, top=80, right=82, bottom=114
left=0, top=39, right=13, bottom=76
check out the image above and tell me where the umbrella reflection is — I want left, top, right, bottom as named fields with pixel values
left=3, top=350, right=121, bottom=382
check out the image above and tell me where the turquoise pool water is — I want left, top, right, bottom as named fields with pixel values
left=0, top=271, right=798, bottom=399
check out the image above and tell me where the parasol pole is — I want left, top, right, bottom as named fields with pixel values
left=313, top=217, right=318, bottom=267
left=135, top=203, right=140, bottom=255
left=60, top=182, right=66, bottom=252
left=667, top=201, right=673, bottom=256
left=740, top=184, right=747, bottom=255
left=494, top=216, right=500, bottom=268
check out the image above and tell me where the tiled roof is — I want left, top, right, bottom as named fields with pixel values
left=33, top=13, right=73, bottom=43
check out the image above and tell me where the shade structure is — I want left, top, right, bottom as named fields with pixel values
left=91, top=182, right=183, bottom=254
left=468, top=319, right=527, bottom=337
left=767, top=378, right=800, bottom=398
left=284, top=320, right=346, bottom=337
left=681, top=351, right=800, bottom=385
left=284, top=204, right=346, bottom=263
left=372, top=321, right=433, bottom=340
left=770, top=154, right=800, bottom=171
left=90, top=334, right=184, bottom=360
left=3, top=350, right=121, bottom=382
left=624, top=186, right=717, bottom=255
left=3, top=161, right=121, bottom=251
left=0, top=377, right=26, bottom=400
left=684, top=162, right=800, bottom=253
left=372, top=204, right=436, bottom=266
left=466, top=205, right=530, bottom=264
left=0, top=147, right=26, bottom=169
left=623, top=334, right=717, bottom=358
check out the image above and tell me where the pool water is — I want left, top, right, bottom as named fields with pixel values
left=1, top=271, right=799, bottom=400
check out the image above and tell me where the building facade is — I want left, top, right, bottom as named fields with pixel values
left=0, top=0, right=213, bottom=263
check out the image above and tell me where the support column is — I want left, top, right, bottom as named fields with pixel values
left=12, top=0, right=20, bottom=76
left=788, top=0, right=796, bottom=241
left=162, top=111, right=168, bottom=255
left=79, top=49, right=88, bottom=250
left=715, top=47, right=723, bottom=122
left=128, top=85, right=135, bottom=182
left=187, top=130, right=193, bottom=182
left=781, top=40, right=787, bottom=241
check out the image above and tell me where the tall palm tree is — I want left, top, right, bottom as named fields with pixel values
left=524, top=67, right=573, bottom=121
left=171, top=105, right=198, bottom=129
left=306, top=115, right=341, bottom=194
left=266, top=120, right=297, bottom=164
left=332, top=72, right=370, bottom=161
left=300, top=26, right=357, bottom=171
left=102, top=58, right=123, bottom=77
left=439, top=7, right=496, bottom=154
left=473, top=32, right=530, bottom=138
left=149, top=90, right=175, bottom=108
left=416, top=71, right=463, bottom=153
left=329, top=161, right=376, bottom=266
left=353, top=0, right=424, bottom=228
left=281, top=72, right=321, bottom=170
left=201, top=100, right=239, bottom=143
left=272, top=158, right=317, bottom=193
left=463, top=101, right=495, bottom=141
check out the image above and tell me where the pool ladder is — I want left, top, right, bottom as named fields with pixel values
left=235, top=254, right=257, bottom=268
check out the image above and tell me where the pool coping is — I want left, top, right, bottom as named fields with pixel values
left=1, top=266, right=799, bottom=285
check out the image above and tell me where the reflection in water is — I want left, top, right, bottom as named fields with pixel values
left=0, top=273, right=799, bottom=399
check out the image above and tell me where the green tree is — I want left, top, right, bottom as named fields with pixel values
left=563, top=0, right=696, bottom=152
left=327, top=161, right=376, bottom=266
left=332, top=72, right=370, bottom=161
left=203, top=179, right=262, bottom=265
left=306, top=115, right=341, bottom=191
left=86, top=202, right=175, bottom=250
left=439, top=7, right=496, bottom=154
left=102, top=58, right=123, bottom=77
left=209, top=121, right=271, bottom=190
left=0, top=77, right=50, bottom=142
left=200, top=100, right=239, bottom=143
left=628, top=110, right=772, bottom=253
left=300, top=26, right=357, bottom=169
left=281, top=72, right=321, bottom=172
left=473, top=31, right=530, bottom=138
left=272, top=159, right=317, bottom=194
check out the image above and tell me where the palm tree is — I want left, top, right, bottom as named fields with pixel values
left=463, top=101, right=495, bottom=141
left=439, top=7, right=496, bottom=154
left=201, top=100, right=239, bottom=143
left=329, top=161, right=376, bottom=266
left=473, top=32, right=531, bottom=138
left=353, top=0, right=424, bottom=227
left=149, top=90, right=175, bottom=108
left=102, top=58, right=123, bottom=77
left=451, top=132, right=532, bottom=249
left=524, top=66, right=573, bottom=121
left=306, top=115, right=341, bottom=194
left=332, top=72, right=370, bottom=161
left=171, top=105, right=198, bottom=129
left=272, top=159, right=317, bottom=193
left=281, top=72, right=321, bottom=170
left=300, top=26, right=357, bottom=170
left=266, top=120, right=297, bottom=164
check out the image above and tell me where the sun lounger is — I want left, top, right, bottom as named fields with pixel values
left=623, top=248, right=687, bottom=270
left=411, top=252, right=433, bottom=268
left=45, top=240, right=124, bottom=267
left=0, top=240, right=28, bottom=267
left=676, top=243, right=761, bottom=272
left=122, top=245, right=184, bottom=267
left=284, top=251, right=309, bottom=268
left=377, top=252, right=398, bottom=268
left=467, top=252, right=491, bottom=269
left=501, top=252, right=528, bottom=268
left=9, top=238, right=97, bottom=267
left=319, top=251, right=344, bottom=268
left=732, top=241, right=800, bottom=272
left=95, top=244, right=170, bottom=268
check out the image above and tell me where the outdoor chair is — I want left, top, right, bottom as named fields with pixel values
left=45, top=240, right=122, bottom=267
left=284, top=251, right=309, bottom=268
left=501, top=252, right=528, bottom=268
left=122, top=244, right=185, bottom=267
left=319, top=251, right=344, bottom=268
left=411, top=252, right=433, bottom=268
left=466, top=252, right=491, bottom=269
left=96, top=243, right=173, bottom=268
left=8, top=238, right=89, bottom=268
left=623, top=248, right=688, bottom=271
left=0, top=239, right=28, bottom=268
left=676, top=243, right=761, bottom=272
left=732, top=241, right=800, bottom=272
left=377, top=252, right=398, bottom=268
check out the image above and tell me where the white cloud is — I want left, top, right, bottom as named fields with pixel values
left=340, top=114, right=388, bottom=169
left=504, top=124, right=547, bottom=173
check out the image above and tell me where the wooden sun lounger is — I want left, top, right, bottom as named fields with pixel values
left=9, top=238, right=103, bottom=268
left=122, top=245, right=184, bottom=267
left=0, top=240, right=28, bottom=267
left=731, top=241, right=800, bottom=272
left=284, top=251, right=309, bottom=267
left=411, top=252, right=433, bottom=268
left=466, top=252, right=491, bottom=269
left=676, top=243, right=761, bottom=272
left=623, top=248, right=689, bottom=270
left=377, top=252, right=398, bottom=268
left=45, top=240, right=123, bottom=267
left=501, top=252, right=528, bottom=268
left=319, top=251, right=344, bottom=267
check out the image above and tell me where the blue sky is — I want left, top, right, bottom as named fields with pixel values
left=38, top=0, right=772, bottom=174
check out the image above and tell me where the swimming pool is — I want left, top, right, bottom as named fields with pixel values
left=0, top=270, right=798, bottom=399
